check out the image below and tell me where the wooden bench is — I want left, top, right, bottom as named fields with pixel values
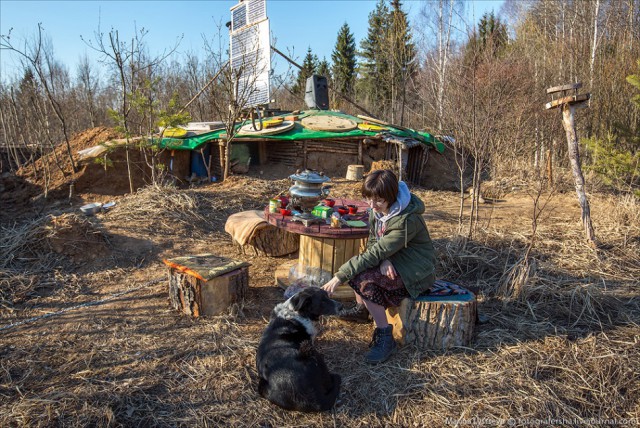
left=385, top=282, right=477, bottom=351
left=164, top=254, right=250, bottom=317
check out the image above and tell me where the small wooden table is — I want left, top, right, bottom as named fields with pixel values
left=265, top=199, right=370, bottom=299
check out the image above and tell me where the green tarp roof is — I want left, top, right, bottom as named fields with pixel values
left=157, top=110, right=445, bottom=153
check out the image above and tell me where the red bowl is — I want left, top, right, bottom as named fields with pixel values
left=323, top=198, right=335, bottom=207
left=347, top=204, right=358, bottom=214
left=280, top=208, right=292, bottom=216
left=336, top=206, right=348, bottom=216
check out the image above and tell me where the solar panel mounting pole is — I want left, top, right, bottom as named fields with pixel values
left=270, top=45, right=376, bottom=118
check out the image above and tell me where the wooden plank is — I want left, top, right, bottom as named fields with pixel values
left=299, top=235, right=311, bottom=269
left=258, top=141, right=267, bottom=165
left=546, top=82, right=582, bottom=94
left=309, top=236, right=323, bottom=269
left=333, top=239, right=347, bottom=268
left=321, top=238, right=335, bottom=274
left=343, top=238, right=358, bottom=260
left=545, top=93, right=590, bottom=110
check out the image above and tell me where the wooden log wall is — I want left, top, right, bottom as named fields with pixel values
left=267, top=141, right=299, bottom=167
left=266, top=139, right=360, bottom=169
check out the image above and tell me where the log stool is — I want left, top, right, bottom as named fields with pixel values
left=164, top=254, right=250, bottom=317
left=236, top=225, right=299, bottom=257
left=225, top=210, right=299, bottom=257
left=385, top=280, right=477, bottom=351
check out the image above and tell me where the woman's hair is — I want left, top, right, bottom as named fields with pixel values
left=361, top=169, right=399, bottom=206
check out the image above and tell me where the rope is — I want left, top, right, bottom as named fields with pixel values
left=0, top=277, right=164, bottom=333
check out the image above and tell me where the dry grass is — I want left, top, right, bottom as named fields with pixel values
left=0, top=177, right=638, bottom=427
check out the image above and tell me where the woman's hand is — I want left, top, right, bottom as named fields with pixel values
left=380, top=259, right=397, bottom=280
left=322, top=276, right=342, bottom=296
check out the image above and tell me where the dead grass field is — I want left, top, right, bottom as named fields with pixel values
left=1, top=147, right=639, bottom=427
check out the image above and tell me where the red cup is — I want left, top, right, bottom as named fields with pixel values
left=323, top=198, right=335, bottom=207
left=336, top=206, right=348, bottom=216
left=280, top=208, right=292, bottom=216
left=347, top=204, right=358, bottom=214
left=278, top=196, right=289, bottom=208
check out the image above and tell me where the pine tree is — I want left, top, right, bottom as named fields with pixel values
left=317, top=58, right=331, bottom=81
left=358, top=0, right=391, bottom=116
left=478, top=11, right=508, bottom=56
left=331, top=23, right=357, bottom=98
left=464, top=11, right=508, bottom=64
left=292, top=47, right=318, bottom=95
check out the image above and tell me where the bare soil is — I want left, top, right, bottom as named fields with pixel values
left=1, top=129, right=638, bottom=427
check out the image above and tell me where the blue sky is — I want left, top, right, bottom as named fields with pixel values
left=1, top=0, right=504, bottom=82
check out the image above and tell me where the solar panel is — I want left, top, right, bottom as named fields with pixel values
left=230, top=0, right=271, bottom=108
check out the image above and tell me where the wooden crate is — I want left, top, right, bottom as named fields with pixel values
left=164, top=254, right=250, bottom=317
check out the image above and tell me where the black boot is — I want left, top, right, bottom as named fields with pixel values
left=365, top=325, right=396, bottom=364
left=337, top=303, right=370, bottom=323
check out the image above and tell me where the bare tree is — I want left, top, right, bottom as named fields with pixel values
left=1, top=24, right=77, bottom=174
left=82, top=23, right=182, bottom=193
left=76, top=54, right=99, bottom=128
left=417, top=0, right=461, bottom=132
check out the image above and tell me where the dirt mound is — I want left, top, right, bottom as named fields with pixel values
left=47, top=213, right=111, bottom=263
left=13, top=126, right=156, bottom=200
left=0, top=172, right=40, bottom=211
left=18, top=127, right=121, bottom=186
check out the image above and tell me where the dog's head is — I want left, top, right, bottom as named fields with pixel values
left=289, top=287, right=342, bottom=321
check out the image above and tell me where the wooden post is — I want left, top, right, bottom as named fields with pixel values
left=545, top=83, right=596, bottom=246
left=258, top=141, right=267, bottom=165
left=218, top=141, right=225, bottom=181
left=546, top=148, right=553, bottom=186
left=303, top=140, right=308, bottom=170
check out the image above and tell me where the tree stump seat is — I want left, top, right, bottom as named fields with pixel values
left=225, top=210, right=299, bottom=257
left=164, top=254, right=250, bottom=317
left=385, top=280, right=477, bottom=351
left=235, top=225, right=299, bottom=257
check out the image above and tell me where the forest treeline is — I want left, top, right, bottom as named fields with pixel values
left=1, top=0, right=639, bottom=195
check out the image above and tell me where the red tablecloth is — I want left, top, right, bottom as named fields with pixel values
left=264, top=198, right=370, bottom=239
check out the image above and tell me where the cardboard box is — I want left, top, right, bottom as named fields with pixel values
left=312, top=205, right=333, bottom=219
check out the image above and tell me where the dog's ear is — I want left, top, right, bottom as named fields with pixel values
left=290, top=290, right=312, bottom=313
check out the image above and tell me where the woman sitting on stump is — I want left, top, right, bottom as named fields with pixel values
left=322, top=169, right=436, bottom=364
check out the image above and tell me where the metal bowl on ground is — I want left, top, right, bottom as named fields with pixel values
left=102, top=201, right=116, bottom=211
left=80, top=202, right=103, bottom=216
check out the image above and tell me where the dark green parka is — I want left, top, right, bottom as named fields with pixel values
left=334, top=193, right=436, bottom=298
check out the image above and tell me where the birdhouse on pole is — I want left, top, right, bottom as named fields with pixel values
left=544, top=82, right=596, bottom=246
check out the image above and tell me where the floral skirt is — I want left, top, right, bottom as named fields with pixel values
left=347, top=267, right=410, bottom=309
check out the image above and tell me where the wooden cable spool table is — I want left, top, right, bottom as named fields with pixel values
left=264, top=199, right=370, bottom=300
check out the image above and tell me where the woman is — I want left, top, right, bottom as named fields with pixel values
left=322, top=169, right=436, bottom=364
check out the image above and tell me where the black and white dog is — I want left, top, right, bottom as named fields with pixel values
left=256, top=287, right=342, bottom=412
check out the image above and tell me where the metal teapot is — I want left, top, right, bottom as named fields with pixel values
left=288, top=169, right=331, bottom=213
